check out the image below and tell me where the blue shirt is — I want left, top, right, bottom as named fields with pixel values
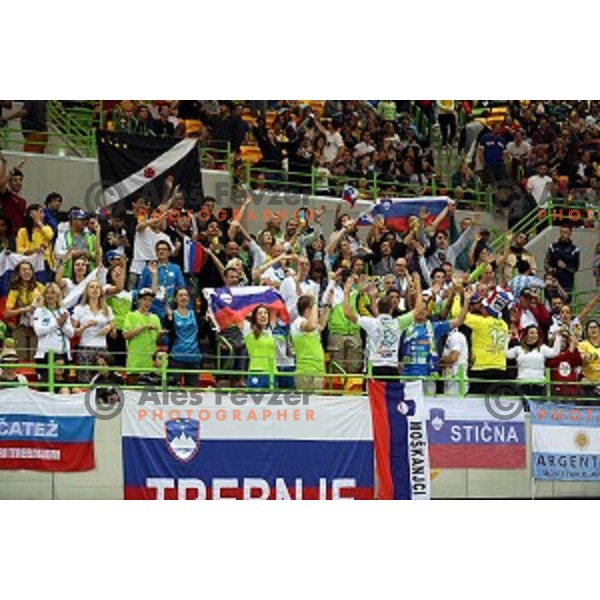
left=402, top=320, right=451, bottom=376
left=138, top=262, right=186, bottom=319
left=170, top=310, right=201, bottom=364
left=480, top=133, right=506, bottom=166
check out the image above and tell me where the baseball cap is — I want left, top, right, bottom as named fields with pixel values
left=105, top=250, right=123, bottom=264
left=469, top=294, right=483, bottom=304
left=138, top=288, right=156, bottom=298
left=70, top=209, right=87, bottom=220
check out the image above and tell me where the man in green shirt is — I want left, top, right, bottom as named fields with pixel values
left=123, top=288, right=162, bottom=379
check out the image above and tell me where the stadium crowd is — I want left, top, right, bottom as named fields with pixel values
left=0, top=100, right=598, bottom=401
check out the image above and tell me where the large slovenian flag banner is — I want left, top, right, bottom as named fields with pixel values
left=426, top=396, right=526, bottom=468
left=368, top=380, right=430, bottom=500
left=203, top=286, right=290, bottom=331
left=0, top=388, right=95, bottom=472
left=530, top=401, right=600, bottom=481
left=0, top=252, right=45, bottom=318
left=122, top=391, right=374, bottom=499
left=357, top=197, right=450, bottom=232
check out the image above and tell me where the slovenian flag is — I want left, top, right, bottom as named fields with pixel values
left=342, top=184, right=359, bottom=207
left=0, top=252, right=46, bottom=319
left=203, top=286, right=290, bottom=331
left=183, top=237, right=206, bottom=274
left=0, top=388, right=95, bottom=472
left=368, top=380, right=430, bottom=500
left=357, top=197, right=450, bottom=232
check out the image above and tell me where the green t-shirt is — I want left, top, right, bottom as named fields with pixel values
left=328, top=292, right=360, bottom=335
left=123, top=310, right=161, bottom=370
left=107, top=291, right=132, bottom=331
left=243, top=326, right=276, bottom=373
left=291, top=317, right=325, bottom=376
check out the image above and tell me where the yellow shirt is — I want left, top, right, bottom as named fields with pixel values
left=464, top=312, right=508, bottom=371
left=16, top=226, right=55, bottom=268
left=578, top=340, right=600, bottom=382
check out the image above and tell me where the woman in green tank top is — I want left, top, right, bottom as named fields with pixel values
left=243, top=305, right=277, bottom=389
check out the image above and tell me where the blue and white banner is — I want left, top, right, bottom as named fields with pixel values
left=123, top=391, right=375, bottom=499
left=530, top=401, right=600, bottom=481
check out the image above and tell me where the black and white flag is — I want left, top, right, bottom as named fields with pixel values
left=95, top=130, right=204, bottom=211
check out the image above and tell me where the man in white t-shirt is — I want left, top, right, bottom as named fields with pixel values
left=130, top=211, right=173, bottom=285
left=526, top=164, right=553, bottom=206
left=280, top=255, right=320, bottom=320
left=440, top=329, right=469, bottom=395
left=343, top=274, right=422, bottom=378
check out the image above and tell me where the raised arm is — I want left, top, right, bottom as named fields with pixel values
left=342, top=276, right=358, bottom=323
left=577, top=292, right=600, bottom=323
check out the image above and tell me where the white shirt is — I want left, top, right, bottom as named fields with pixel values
left=280, top=276, right=321, bottom=320
left=354, top=141, right=375, bottom=158
left=323, top=131, right=344, bottom=164
left=73, top=304, right=115, bottom=348
left=33, top=306, right=75, bottom=359
left=506, top=140, right=531, bottom=160
left=506, top=336, right=561, bottom=382
left=357, top=314, right=409, bottom=367
left=442, top=329, right=469, bottom=395
left=527, top=174, right=552, bottom=205
left=131, top=229, right=172, bottom=275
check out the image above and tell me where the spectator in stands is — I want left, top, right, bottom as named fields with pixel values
left=324, top=269, right=363, bottom=374
left=343, top=273, right=422, bottom=379
left=104, top=259, right=129, bottom=365
left=440, top=323, right=470, bottom=395
left=72, top=280, right=115, bottom=384
left=123, top=288, right=162, bottom=381
left=0, top=155, right=27, bottom=231
left=280, top=256, right=320, bottom=320
left=137, top=240, right=186, bottom=322
left=33, top=283, right=74, bottom=382
left=132, top=104, right=154, bottom=135
left=242, top=305, right=277, bottom=389
left=579, top=320, right=600, bottom=398
left=506, top=326, right=561, bottom=398
left=89, top=351, right=126, bottom=402
left=43, top=192, right=63, bottom=241
left=5, top=261, right=45, bottom=363
left=547, top=331, right=583, bottom=400
left=0, top=213, right=16, bottom=252
left=505, top=130, right=531, bottom=180
left=165, top=287, right=204, bottom=387
left=55, top=209, right=98, bottom=279
left=3, top=101, right=48, bottom=153
left=291, top=293, right=330, bottom=390
left=460, top=293, right=509, bottom=395
left=478, top=123, right=507, bottom=183
left=400, top=285, right=471, bottom=393
left=16, top=204, right=55, bottom=278
left=0, top=338, right=28, bottom=387
left=437, top=101, right=457, bottom=148
left=526, top=164, right=552, bottom=206
left=426, top=219, right=476, bottom=271
left=153, top=104, right=175, bottom=137
left=130, top=210, right=171, bottom=288
left=502, top=231, right=538, bottom=280
left=544, top=226, right=580, bottom=294
left=507, top=259, right=546, bottom=299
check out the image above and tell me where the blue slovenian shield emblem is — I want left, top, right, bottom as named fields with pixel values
left=165, top=419, right=200, bottom=462
left=429, top=408, right=446, bottom=432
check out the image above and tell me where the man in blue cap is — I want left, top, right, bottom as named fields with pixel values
left=55, top=207, right=98, bottom=278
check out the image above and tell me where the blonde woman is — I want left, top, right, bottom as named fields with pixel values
left=72, top=280, right=115, bottom=383
left=32, top=283, right=74, bottom=384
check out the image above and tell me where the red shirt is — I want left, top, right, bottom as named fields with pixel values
left=0, top=191, right=26, bottom=231
left=547, top=349, right=583, bottom=398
